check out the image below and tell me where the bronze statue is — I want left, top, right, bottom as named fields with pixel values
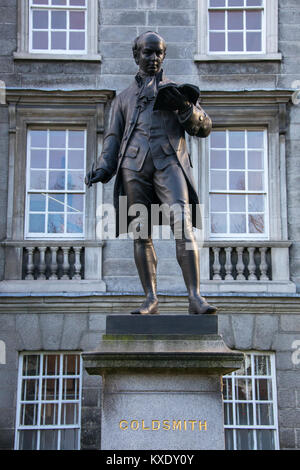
left=86, top=32, right=217, bottom=316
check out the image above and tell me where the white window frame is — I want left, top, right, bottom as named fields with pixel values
left=208, top=128, right=269, bottom=240
left=195, top=0, right=282, bottom=61
left=15, top=352, right=82, bottom=451
left=29, top=0, right=88, bottom=55
left=25, top=127, right=87, bottom=240
left=223, top=351, right=280, bottom=450
left=14, top=0, right=101, bottom=61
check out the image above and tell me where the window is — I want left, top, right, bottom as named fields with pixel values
left=25, top=128, right=86, bottom=238
left=208, top=0, right=264, bottom=54
left=209, top=129, right=268, bottom=238
left=14, top=0, right=100, bottom=61
left=223, top=352, right=279, bottom=450
left=195, top=0, right=281, bottom=61
left=29, top=0, right=87, bottom=54
left=15, top=353, right=82, bottom=450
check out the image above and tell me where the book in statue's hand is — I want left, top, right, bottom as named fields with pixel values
left=153, top=82, right=200, bottom=111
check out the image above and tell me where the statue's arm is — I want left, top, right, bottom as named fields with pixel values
left=86, top=95, right=125, bottom=186
left=178, top=101, right=212, bottom=138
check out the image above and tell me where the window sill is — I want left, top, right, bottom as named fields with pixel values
left=13, top=52, right=102, bottom=62
left=194, top=53, right=282, bottom=62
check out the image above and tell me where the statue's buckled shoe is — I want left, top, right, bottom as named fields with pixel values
left=188, top=297, right=217, bottom=315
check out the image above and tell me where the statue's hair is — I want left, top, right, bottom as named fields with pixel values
left=132, top=31, right=166, bottom=57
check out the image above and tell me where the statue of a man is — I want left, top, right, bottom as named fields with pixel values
left=86, top=31, right=217, bottom=316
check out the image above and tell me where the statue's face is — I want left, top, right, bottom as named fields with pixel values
left=135, top=34, right=166, bottom=75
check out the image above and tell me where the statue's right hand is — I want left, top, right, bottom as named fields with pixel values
left=85, top=166, right=109, bottom=187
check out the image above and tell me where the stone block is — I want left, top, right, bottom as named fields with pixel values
left=253, top=314, right=279, bottom=350
left=232, top=314, right=254, bottom=350
left=40, top=313, right=64, bottom=350
left=102, top=0, right=137, bottom=8
left=148, top=10, right=194, bottom=26
left=279, top=428, right=296, bottom=449
left=102, top=10, right=146, bottom=26
left=89, top=314, right=106, bottom=332
left=100, top=26, right=137, bottom=43
left=157, top=0, right=195, bottom=8
left=16, top=314, right=42, bottom=350
left=0, top=428, right=14, bottom=450
left=281, top=315, right=300, bottom=332
left=60, top=314, right=87, bottom=350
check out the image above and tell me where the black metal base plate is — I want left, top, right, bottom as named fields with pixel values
left=106, top=314, right=218, bottom=335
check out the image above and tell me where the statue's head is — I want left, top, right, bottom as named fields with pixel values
left=132, top=31, right=166, bottom=76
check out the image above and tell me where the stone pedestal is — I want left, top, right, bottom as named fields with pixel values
left=82, top=315, right=244, bottom=450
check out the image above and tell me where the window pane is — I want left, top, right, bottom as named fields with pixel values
left=247, top=0, right=262, bottom=5
left=229, top=150, right=245, bottom=169
left=255, top=378, right=273, bottom=400
left=33, top=10, right=48, bottom=29
left=257, top=430, right=275, bottom=450
left=248, top=171, right=263, bottom=191
left=249, top=213, right=264, bottom=233
left=29, top=214, right=45, bottom=233
left=69, top=130, right=85, bottom=148
left=211, top=213, right=227, bottom=233
left=69, top=32, right=85, bottom=50
left=248, top=195, right=264, bottom=212
left=247, top=32, right=262, bottom=52
left=19, top=430, right=38, bottom=450
left=22, top=379, right=39, bottom=401
left=228, top=0, right=244, bottom=6
left=48, top=193, right=65, bottom=212
left=228, top=11, right=243, bottom=30
left=256, top=403, right=274, bottom=425
left=51, top=11, right=67, bottom=29
left=236, top=402, right=254, bottom=425
left=235, top=378, right=253, bottom=400
left=254, top=354, right=271, bottom=376
left=211, top=170, right=227, bottom=190
left=32, top=31, right=48, bottom=50
left=228, top=32, right=243, bottom=52
left=40, top=430, right=58, bottom=450
left=63, top=354, right=80, bottom=375
left=236, top=429, right=254, bottom=450
left=224, top=402, right=234, bottom=425
left=43, top=354, right=60, bottom=375
left=69, top=11, right=85, bottom=29
left=229, top=171, right=245, bottom=190
left=67, top=214, right=84, bottom=233
left=211, top=194, right=227, bottom=212
left=29, top=194, right=46, bottom=212
left=68, top=150, right=84, bottom=169
left=60, top=429, right=79, bottom=450
left=246, top=11, right=262, bottom=30
left=48, top=214, right=64, bottom=233
left=30, top=171, right=46, bottom=190
left=61, top=403, right=79, bottom=425
left=210, top=150, right=226, bottom=169
left=42, top=378, right=59, bottom=400
left=31, top=130, right=47, bottom=148
left=230, top=213, right=246, bottom=233
left=223, top=377, right=233, bottom=399
left=67, top=171, right=84, bottom=190
left=67, top=194, right=84, bottom=213
left=211, top=131, right=226, bottom=148
left=210, top=32, right=225, bottom=52
left=31, top=149, right=47, bottom=169
left=51, top=31, right=67, bottom=50
left=229, top=194, right=245, bottom=212
left=63, top=378, right=79, bottom=400
left=225, top=429, right=234, bottom=450
left=229, top=131, right=245, bottom=148
left=210, top=0, right=225, bottom=6
left=21, top=404, right=38, bottom=425
left=41, top=403, right=59, bottom=425
left=49, top=171, right=65, bottom=190
left=209, top=11, right=225, bottom=30
left=50, top=130, right=66, bottom=148
left=248, top=150, right=263, bottom=169
left=49, top=150, right=66, bottom=169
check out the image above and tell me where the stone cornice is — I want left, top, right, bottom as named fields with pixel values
left=5, top=88, right=115, bottom=105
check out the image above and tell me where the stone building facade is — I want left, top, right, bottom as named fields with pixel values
left=0, top=0, right=300, bottom=450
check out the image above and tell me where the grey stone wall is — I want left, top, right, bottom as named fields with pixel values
left=0, top=309, right=300, bottom=449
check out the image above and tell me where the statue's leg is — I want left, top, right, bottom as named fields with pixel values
left=121, top=154, right=159, bottom=314
left=131, top=237, right=159, bottom=315
left=154, top=161, right=217, bottom=315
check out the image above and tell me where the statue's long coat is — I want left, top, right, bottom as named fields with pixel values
left=96, top=73, right=212, bottom=236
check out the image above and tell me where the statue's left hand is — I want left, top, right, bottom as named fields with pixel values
left=162, top=88, right=191, bottom=113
